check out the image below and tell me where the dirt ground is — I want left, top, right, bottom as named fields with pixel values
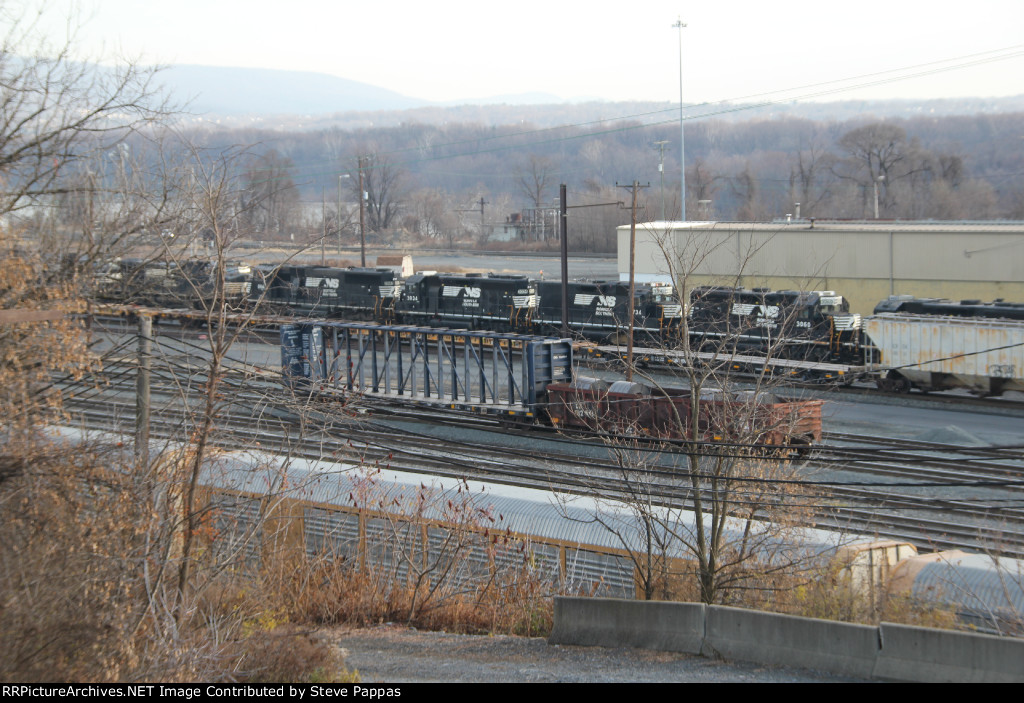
left=326, top=625, right=869, bottom=683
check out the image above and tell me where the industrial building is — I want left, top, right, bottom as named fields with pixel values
left=617, top=220, right=1024, bottom=315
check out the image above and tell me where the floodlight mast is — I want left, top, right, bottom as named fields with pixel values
left=673, top=17, right=687, bottom=221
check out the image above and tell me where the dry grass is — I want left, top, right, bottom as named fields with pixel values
left=265, top=554, right=556, bottom=637
left=738, top=564, right=960, bottom=629
left=0, top=441, right=361, bottom=683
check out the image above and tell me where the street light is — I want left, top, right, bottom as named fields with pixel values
left=653, top=140, right=669, bottom=221
left=339, top=174, right=350, bottom=256
left=673, top=17, right=687, bottom=221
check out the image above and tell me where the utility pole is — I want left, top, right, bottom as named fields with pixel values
left=358, top=156, right=367, bottom=267
left=478, top=197, right=487, bottom=241
left=559, top=184, right=569, bottom=337
left=338, top=174, right=345, bottom=256
left=321, top=187, right=326, bottom=265
left=136, top=314, right=152, bottom=469
left=617, top=181, right=649, bottom=381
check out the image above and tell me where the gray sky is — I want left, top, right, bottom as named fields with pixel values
left=31, top=0, right=1024, bottom=105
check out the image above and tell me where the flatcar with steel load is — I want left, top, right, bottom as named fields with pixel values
left=545, top=376, right=823, bottom=451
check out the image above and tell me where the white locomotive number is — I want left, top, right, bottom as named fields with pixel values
left=989, top=364, right=1016, bottom=379
left=795, top=321, right=811, bottom=328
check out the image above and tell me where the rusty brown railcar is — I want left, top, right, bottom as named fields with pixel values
left=545, top=377, right=823, bottom=452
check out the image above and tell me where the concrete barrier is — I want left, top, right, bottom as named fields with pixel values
left=703, top=605, right=880, bottom=678
left=875, top=622, right=1024, bottom=682
left=549, top=597, right=705, bottom=654
left=550, top=597, right=1024, bottom=681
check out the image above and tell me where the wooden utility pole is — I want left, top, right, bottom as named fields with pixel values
left=559, top=184, right=569, bottom=337
left=478, top=197, right=487, bottom=240
left=136, top=314, right=152, bottom=468
left=321, top=187, right=326, bottom=265
left=358, top=156, right=367, bottom=267
left=617, top=181, right=649, bottom=381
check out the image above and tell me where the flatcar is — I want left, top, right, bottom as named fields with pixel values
left=546, top=376, right=822, bottom=451
left=282, top=321, right=823, bottom=451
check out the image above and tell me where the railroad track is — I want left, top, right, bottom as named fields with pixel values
left=56, top=356, right=1024, bottom=558
left=89, top=311, right=1024, bottom=414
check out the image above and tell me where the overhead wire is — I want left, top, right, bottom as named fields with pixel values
left=243, top=44, right=1024, bottom=185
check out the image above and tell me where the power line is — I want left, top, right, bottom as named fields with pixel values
left=242, top=44, right=1024, bottom=185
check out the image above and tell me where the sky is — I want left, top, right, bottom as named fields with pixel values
left=24, top=0, right=1024, bottom=105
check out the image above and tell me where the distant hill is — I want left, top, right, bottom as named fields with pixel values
left=160, top=65, right=429, bottom=116
left=153, top=63, right=1024, bottom=130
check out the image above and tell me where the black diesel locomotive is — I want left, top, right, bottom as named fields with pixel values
left=247, top=265, right=682, bottom=341
left=97, top=261, right=853, bottom=356
left=94, top=259, right=1024, bottom=396
left=96, top=258, right=252, bottom=308
left=687, top=287, right=863, bottom=363
left=249, top=264, right=401, bottom=320
left=872, top=295, right=1024, bottom=321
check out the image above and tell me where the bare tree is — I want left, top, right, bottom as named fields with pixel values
left=0, top=8, right=169, bottom=219
left=349, top=150, right=405, bottom=233
left=516, top=154, right=554, bottom=240
left=789, top=139, right=838, bottom=218
left=833, top=123, right=931, bottom=217
left=686, top=158, right=723, bottom=219
left=407, top=187, right=459, bottom=241
left=730, top=165, right=766, bottom=221
left=557, top=224, right=832, bottom=605
left=240, top=148, right=301, bottom=238
left=0, top=6, right=371, bottom=681
left=516, top=154, right=552, bottom=208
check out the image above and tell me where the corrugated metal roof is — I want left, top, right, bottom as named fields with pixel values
left=911, top=553, right=1024, bottom=619
left=622, top=220, right=1024, bottom=235
left=200, top=451, right=858, bottom=564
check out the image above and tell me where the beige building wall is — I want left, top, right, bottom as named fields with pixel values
left=617, top=221, right=1024, bottom=315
